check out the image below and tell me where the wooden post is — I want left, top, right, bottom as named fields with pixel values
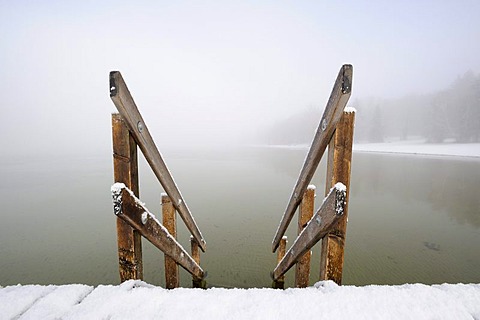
left=320, top=109, right=355, bottom=285
left=272, top=184, right=345, bottom=281
left=190, top=237, right=206, bottom=288
left=295, top=185, right=315, bottom=288
left=162, top=194, right=179, bottom=289
left=112, top=113, right=143, bottom=281
left=112, top=185, right=205, bottom=279
left=273, top=236, right=287, bottom=289
left=110, top=71, right=206, bottom=252
left=272, top=64, right=353, bottom=252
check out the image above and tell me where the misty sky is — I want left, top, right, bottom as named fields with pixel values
left=1, top=0, right=479, bottom=154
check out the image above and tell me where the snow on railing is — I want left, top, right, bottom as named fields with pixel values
left=111, top=183, right=205, bottom=282
left=272, top=64, right=356, bottom=288
left=110, top=74, right=207, bottom=288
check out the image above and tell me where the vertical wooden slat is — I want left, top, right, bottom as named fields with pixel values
left=320, top=110, right=355, bottom=285
left=272, top=185, right=345, bottom=281
left=190, top=237, right=205, bottom=288
left=112, top=113, right=143, bottom=281
left=112, top=186, right=205, bottom=279
left=295, top=185, right=315, bottom=288
left=273, top=236, right=287, bottom=289
left=162, top=194, right=179, bottom=289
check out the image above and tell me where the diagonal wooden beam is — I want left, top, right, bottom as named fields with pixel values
left=111, top=183, right=205, bottom=280
left=272, top=64, right=352, bottom=252
left=109, top=71, right=206, bottom=252
left=272, top=183, right=346, bottom=281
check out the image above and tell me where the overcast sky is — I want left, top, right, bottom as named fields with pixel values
left=1, top=0, right=479, bottom=154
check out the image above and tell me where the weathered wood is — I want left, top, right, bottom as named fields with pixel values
left=320, top=109, right=355, bottom=285
left=112, top=113, right=143, bottom=281
left=273, top=236, right=287, bottom=289
left=272, top=65, right=353, bottom=252
left=111, top=184, right=205, bottom=280
left=162, top=194, right=179, bottom=289
left=272, top=184, right=346, bottom=281
left=109, top=71, right=206, bottom=252
left=190, top=236, right=206, bottom=288
left=295, top=185, right=315, bottom=288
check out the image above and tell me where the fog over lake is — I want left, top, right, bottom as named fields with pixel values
left=1, top=1, right=479, bottom=287
left=1, top=147, right=479, bottom=287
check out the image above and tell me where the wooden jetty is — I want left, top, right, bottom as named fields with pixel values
left=108, top=65, right=354, bottom=289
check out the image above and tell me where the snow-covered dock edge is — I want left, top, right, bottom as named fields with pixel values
left=1, top=280, right=479, bottom=319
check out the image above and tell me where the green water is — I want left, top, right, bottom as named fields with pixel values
left=0, top=147, right=479, bottom=288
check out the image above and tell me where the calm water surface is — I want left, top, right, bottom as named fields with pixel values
left=1, top=147, right=479, bottom=288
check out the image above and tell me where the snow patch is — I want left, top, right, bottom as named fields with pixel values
left=344, top=106, right=357, bottom=113
left=111, top=182, right=126, bottom=193
left=354, top=141, right=480, bottom=158
left=141, top=212, right=148, bottom=225
left=333, top=182, right=346, bottom=192
left=314, top=280, right=339, bottom=291
left=2, top=281, right=479, bottom=319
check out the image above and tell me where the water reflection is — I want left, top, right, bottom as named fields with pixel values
left=0, top=148, right=478, bottom=288
left=352, top=153, right=480, bottom=229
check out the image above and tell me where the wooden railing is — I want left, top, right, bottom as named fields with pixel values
left=272, top=64, right=355, bottom=288
left=110, top=71, right=206, bottom=288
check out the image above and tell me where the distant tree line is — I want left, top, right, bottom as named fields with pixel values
left=260, top=106, right=321, bottom=145
left=262, top=71, right=480, bottom=145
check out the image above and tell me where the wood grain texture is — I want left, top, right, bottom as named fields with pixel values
left=295, top=186, right=315, bottom=288
left=190, top=237, right=206, bottom=288
left=272, top=236, right=287, bottom=289
left=320, top=110, right=355, bottom=285
left=162, top=194, right=179, bottom=289
left=112, top=186, right=205, bottom=280
left=112, top=113, right=143, bottom=281
left=272, top=64, right=353, bottom=252
left=272, top=185, right=346, bottom=281
left=110, top=71, right=206, bottom=252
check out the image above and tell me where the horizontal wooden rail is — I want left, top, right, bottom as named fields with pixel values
left=111, top=183, right=205, bottom=280
left=272, top=183, right=346, bottom=281
left=110, top=71, right=206, bottom=252
left=272, top=64, right=353, bottom=252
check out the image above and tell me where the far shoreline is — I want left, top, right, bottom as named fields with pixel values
left=254, top=142, right=480, bottom=159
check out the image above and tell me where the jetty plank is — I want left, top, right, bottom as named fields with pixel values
left=320, top=110, right=355, bottom=284
left=272, top=64, right=353, bottom=252
left=110, top=71, right=206, bottom=252
left=112, top=113, right=143, bottom=281
left=112, top=185, right=205, bottom=280
left=272, top=185, right=346, bottom=281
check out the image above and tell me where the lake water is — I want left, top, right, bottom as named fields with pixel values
left=1, top=147, right=479, bottom=288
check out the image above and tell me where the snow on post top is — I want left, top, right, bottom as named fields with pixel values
left=111, top=182, right=126, bottom=193
left=344, top=106, right=356, bottom=113
left=111, top=183, right=146, bottom=208
left=333, top=182, right=346, bottom=192
left=307, top=184, right=316, bottom=190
